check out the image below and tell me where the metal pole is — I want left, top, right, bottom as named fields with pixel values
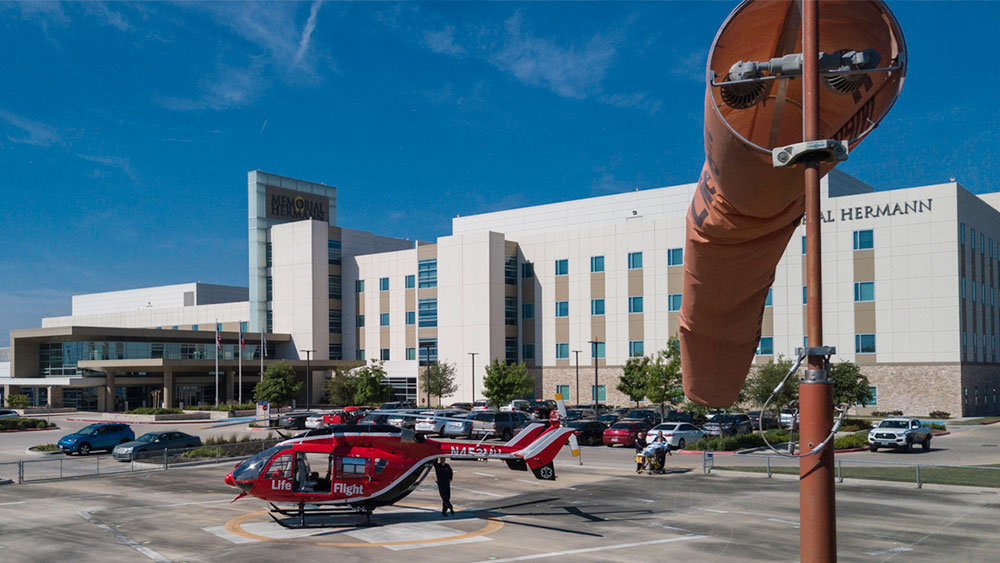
left=468, top=352, right=478, bottom=402
left=572, top=350, right=581, bottom=404
left=424, top=344, right=431, bottom=407
left=916, top=464, right=922, bottom=489
left=300, top=350, right=314, bottom=411
left=215, top=319, right=219, bottom=407
left=799, top=2, right=836, bottom=561
left=588, top=340, right=600, bottom=411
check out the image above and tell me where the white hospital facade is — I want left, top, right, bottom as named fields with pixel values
left=4, top=169, right=1000, bottom=417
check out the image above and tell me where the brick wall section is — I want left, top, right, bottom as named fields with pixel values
left=538, top=366, right=644, bottom=407
left=854, top=364, right=964, bottom=417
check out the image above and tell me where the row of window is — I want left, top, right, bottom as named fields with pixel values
left=961, top=223, right=995, bottom=258
left=356, top=300, right=439, bottom=329
left=960, top=278, right=998, bottom=305
left=798, top=230, right=875, bottom=254
left=753, top=334, right=876, bottom=356
left=355, top=260, right=439, bottom=294
left=555, top=384, right=607, bottom=402
left=554, top=250, right=684, bottom=277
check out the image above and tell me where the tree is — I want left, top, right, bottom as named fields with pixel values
left=253, top=362, right=303, bottom=406
left=482, top=359, right=534, bottom=407
left=420, top=361, right=458, bottom=406
left=829, top=361, right=874, bottom=407
left=353, top=361, right=391, bottom=406
left=6, top=393, right=29, bottom=409
left=645, top=337, right=684, bottom=413
left=325, top=369, right=360, bottom=407
left=745, top=355, right=798, bottom=412
left=617, top=356, right=649, bottom=406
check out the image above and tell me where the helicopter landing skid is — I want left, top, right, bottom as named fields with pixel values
left=268, top=502, right=376, bottom=529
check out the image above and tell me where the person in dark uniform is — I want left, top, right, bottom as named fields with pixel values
left=434, top=458, right=454, bottom=516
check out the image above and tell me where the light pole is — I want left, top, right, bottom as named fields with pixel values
left=468, top=352, right=479, bottom=402
left=588, top=339, right=601, bottom=411
left=421, top=342, right=434, bottom=407
left=300, top=349, right=314, bottom=410
left=571, top=350, right=581, bottom=405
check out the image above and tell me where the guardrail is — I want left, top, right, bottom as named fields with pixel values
left=700, top=450, right=1000, bottom=489
left=0, top=439, right=280, bottom=484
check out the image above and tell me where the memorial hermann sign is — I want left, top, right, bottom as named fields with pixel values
left=264, top=185, right=329, bottom=223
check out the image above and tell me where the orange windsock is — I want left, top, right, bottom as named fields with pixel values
left=680, top=0, right=906, bottom=407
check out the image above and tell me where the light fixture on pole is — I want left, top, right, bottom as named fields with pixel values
left=468, top=352, right=479, bottom=402
left=300, top=350, right=314, bottom=410
left=587, top=339, right=601, bottom=411
left=571, top=350, right=581, bottom=405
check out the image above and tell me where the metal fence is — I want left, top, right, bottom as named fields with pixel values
left=700, top=450, right=1000, bottom=489
left=0, top=439, right=280, bottom=484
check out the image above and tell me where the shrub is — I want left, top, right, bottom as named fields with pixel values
left=182, top=434, right=278, bottom=458
left=30, top=443, right=59, bottom=452
left=839, top=417, right=872, bottom=432
left=6, top=394, right=29, bottom=408
left=929, top=411, right=951, bottom=419
left=124, top=408, right=183, bottom=415
left=0, top=418, right=55, bottom=431
left=871, top=410, right=903, bottom=417
left=833, top=431, right=869, bottom=450
left=930, top=423, right=947, bottom=431
left=190, top=403, right=257, bottom=412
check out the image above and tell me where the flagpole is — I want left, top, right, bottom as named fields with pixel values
left=261, top=330, right=265, bottom=378
left=239, top=326, right=243, bottom=405
left=214, top=319, right=219, bottom=407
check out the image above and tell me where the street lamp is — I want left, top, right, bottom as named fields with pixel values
left=588, top=339, right=601, bottom=411
left=421, top=342, right=435, bottom=407
left=468, top=352, right=479, bottom=402
left=300, top=349, right=314, bottom=410
left=571, top=350, right=581, bottom=405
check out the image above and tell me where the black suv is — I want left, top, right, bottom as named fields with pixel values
left=529, top=400, right=557, bottom=419
left=470, top=411, right=530, bottom=441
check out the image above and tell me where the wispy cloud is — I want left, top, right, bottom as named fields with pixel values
left=160, top=63, right=263, bottom=112
left=77, top=153, right=137, bottom=181
left=82, top=2, right=131, bottom=32
left=423, top=26, right=465, bottom=57
left=294, top=1, right=324, bottom=68
left=0, top=109, right=62, bottom=146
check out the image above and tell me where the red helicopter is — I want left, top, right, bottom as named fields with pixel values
left=224, top=410, right=576, bottom=528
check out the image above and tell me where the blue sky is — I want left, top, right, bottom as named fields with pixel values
left=1, top=1, right=998, bottom=346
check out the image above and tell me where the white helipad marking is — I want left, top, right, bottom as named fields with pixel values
left=452, top=486, right=503, bottom=497
left=203, top=526, right=259, bottom=544
left=474, top=472, right=497, bottom=477
left=867, top=546, right=913, bottom=556
left=0, top=501, right=26, bottom=506
left=241, top=522, right=335, bottom=539
left=469, top=535, right=709, bottom=562
left=517, top=479, right=538, bottom=485
left=345, top=521, right=488, bottom=549
left=694, top=507, right=728, bottom=513
left=383, top=534, right=491, bottom=551
left=78, top=510, right=170, bottom=562
left=767, top=518, right=800, bottom=526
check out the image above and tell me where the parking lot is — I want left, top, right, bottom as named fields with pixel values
left=1, top=417, right=1000, bottom=561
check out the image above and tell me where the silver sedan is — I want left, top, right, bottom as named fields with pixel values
left=646, top=422, right=705, bottom=449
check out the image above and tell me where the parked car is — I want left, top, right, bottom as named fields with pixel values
left=414, top=411, right=465, bottom=435
left=868, top=418, right=932, bottom=452
left=779, top=408, right=800, bottom=428
left=748, top=410, right=779, bottom=430
left=623, top=409, right=662, bottom=426
left=58, top=423, right=134, bottom=455
left=0, top=409, right=19, bottom=419
left=703, top=413, right=753, bottom=436
left=567, top=420, right=608, bottom=446
left=448, top=402, right=473, bottom=412
left=359, top=413, right=392, bottom=425
left=441, top=413, right=475, bottom=439
left=386, top=411, right=423, bottom=429
left=305, top=412, right=331, bottom=429
left=470, top=411, right=529, bottom=441
left=112, top=431, right=202, bottom=461
left=597, top=413, right=621, bottom=426
left=566, top=408, right=597, bottom=421
left=278, top=412, right=313, bottom=430
left=647, top=422, right=705, bottom=449
left=379, top=401, right=416, bottom=410
left=500, top=399, right=532, bottom=414
left=664, top=410, right=695, bottom=423
left=471, top=400, right=494, bottom=412
left=602, top=421, right=651, bottom=447
left=529, top=400, right=557, bottom=419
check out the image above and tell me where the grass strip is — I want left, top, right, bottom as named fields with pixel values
left=715, top=464, right=1000, bottom=488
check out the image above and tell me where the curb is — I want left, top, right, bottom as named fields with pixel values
left=67, top=418, right=215, bottom=425
left=982, top=420, right=1000, bottom=426
left=0, top=427, right=59, bottom=433
left=833, top=447, right=869, bottom=453
left=24, top=448, right=62, bottom=456
left=932, top=431, right=951, bottom=437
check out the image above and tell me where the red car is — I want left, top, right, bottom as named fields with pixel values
left=602, top=421, right=651, bottom=447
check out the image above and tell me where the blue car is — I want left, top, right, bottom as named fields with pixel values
left=58, top=423, right=135, bottom=455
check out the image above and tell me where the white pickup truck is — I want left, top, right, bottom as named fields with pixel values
left=868, top=417, right=932, bottom=452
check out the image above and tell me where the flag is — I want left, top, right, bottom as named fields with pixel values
left=262, top=331, right=267, bottom=358
left=215, top=328, right=221, bottom=350
left=239, top=327, right=245, bottom=350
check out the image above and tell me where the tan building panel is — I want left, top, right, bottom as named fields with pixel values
left=628, top=269, right=643, bottom=296
left=555, top=318, right=569, bottom=343
left=667, top=267, right=684, bottom=292
left=329, top=334, right=342, bottom=344
left=854, top=249, right=875, bottom=281
left=505, top=241, right=519, bottom=253
left=855, top=302, right=876, bottom=333
left=762, top=307, right=774, bottom=335
left=505, top=285, right=518, bottom=297
left=668, top=312, right=679, bottom=338
left=327, top=226, right=342, bottom=239
left=405, top=289, right=415, bottom=310
left=380, top=327, right=390, bottom=346
left=417, top=243, right=437, bottom=260
left=505, top=326, right=519, bottom=338
left=357, top=330, right=365, bottom=349
left=328, top=299, right=341, bottom=310
left=855, top=353, right=877, bottom=365
left=629, top=315, right=644, bottom=340
left=418, top=327, right=438, bottom=340
left=418, top=288, right=437, bottom=301
left=380, top=291, right=390, bottom=312
left=555, top=276, right=569, bottom=301
left=590, top=320, right=606, bottom=343
left=590, top=273, right=605, bottom=299
left=406, top=326, right=415, bottom=348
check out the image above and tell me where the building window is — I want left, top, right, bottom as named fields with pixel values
left=523, top=303, right=534, bottom=319
left=629, top=340, right=644, bottom=357
left=960, top=223, right=965, bottom=244
left=855, top=334, right=876, bottom=354
left=860, top=386, right=877, bottom=407
left=357, top=314, right=365, bottom=328
left=506, top=297, right=518, bottom=325
left=991, top=239, right=994, bottom=258
left=380, top=348, right=390, bottom=361
left=418, top=299, right=437, bottom=327
left=961, top=278, right=966, bottom=299
left=240, top=321, right=248, bottom=332
left=556, top=343, right=569, bottom=359
left=972, top=283, right=977, bottom=302
left=406, top=348, right=416, bottom=361
left=756, top=337, right=774, bottom=355
left=329, top=309, right=342, bottom=334
left=329, top=344, right=343, bottom=361
left=523, top=344, right=535, bottom=360
left=266, top=311, right=272, bottom=333
left=380, top=277, right=389, bottom=291
left=380, top=313, right=389, bottom=326
left=853, top=229, right=874, bottom=250
left=802, top=285, right=808, bottom=304
left=405, top=275, right=415, bottom=289
left=265, top=276, right=272, bottom=301
left=328, top=240, right=341, bottom=265
left=591, top=299, right=605, bottom=316
left=667, top=248, right=683, bottom=266
left=505, top=337, right=518, bottom=363
left=418, top=259, right=437, bottom=288
left=556, top=384, right=570, bottom=401
left=802, top=236, right=807, bottom=255
left=191, top=324, right=199, bottom=331
left=972, top=228, right=976, bottom=250
left=555, top=301, right=569, bottom=317
left=418, top=338, right=438, bottom=364
left=628, top=296, right=643, bottom=314
left=981, top=234, right=986, bottom=254
left=329, top=275, right=342, bottom=300
left=591, top=342, right=606, bottom=359
left=854, top=281, right=875, bottom=302
left=265, top=242, right=272, bottom=267
left=628, top=251, right=643, bottom=269
left=522, top=262, right=534, bottom=278
left=590, top=256, right=604, bottom=273
left=555, top=259, right=569, bottom=276
left=765, top=288, right=773, bottom=307
left=406, top=311, right=415, bottom=325
left=216, top=322, right=222, bottom=331
left=591, top=385, right=606, bottom=402
left=356, top=280, right=365, bottom=293
left=505, top=255, right=518, bottom=285
left=668, top=294, right=682, bottom=312
left=357, top=349, right=365, bottom=361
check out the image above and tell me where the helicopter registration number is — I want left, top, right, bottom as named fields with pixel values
left=449, top=445, right=503, bottom=457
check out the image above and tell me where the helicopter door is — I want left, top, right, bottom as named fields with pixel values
left=262, top=452, right=293, bottom=493
left=292, top=452, right=333, bottom=494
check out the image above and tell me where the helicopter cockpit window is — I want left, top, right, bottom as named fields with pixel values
left=232, top=445, right=291, bottom=482
left=265, top=453, right=293, bottom=479
left=373, top=458, right=388, bottom=475
left=336, top=456, right=368, bottom=479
